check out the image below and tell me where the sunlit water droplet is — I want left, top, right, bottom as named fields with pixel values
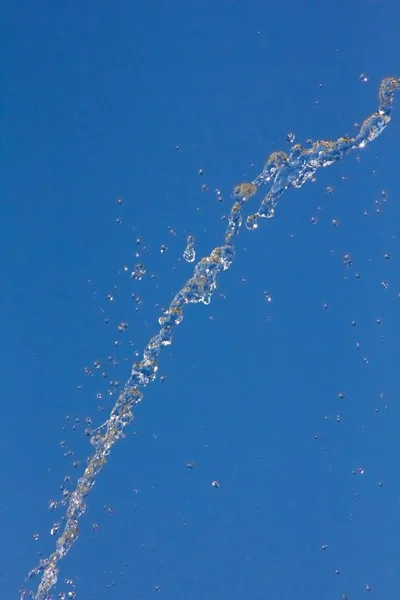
left=183, top=235, right=196, bottom=263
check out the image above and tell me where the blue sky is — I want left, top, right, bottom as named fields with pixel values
left=1, top=1, right=400, bottom=599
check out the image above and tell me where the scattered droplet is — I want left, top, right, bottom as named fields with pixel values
left=264, top=291, right=272, bottom=303
left=117, top=198, right=124, bottom=205
left=332, top=218, right=339, bottom=227
left=359, top=73, right=369, bottom=83
left=287, top=132, right=295, bottom=143
left=160, top=244, right=168, bottom=253
left=343, top=254, right=352, bottom=267
left=211, top=480, right=220, bottom=488
left=198, top=168, right=204, bottom=176
left=131, top=264, right=146, bottom=280
left=183, top=235, right=196, bottom=263
left=326, top=185, right=334, bottom=194
left=201, top=183, right=209, bottom=191
left=187, top=461, right=196, bottom=469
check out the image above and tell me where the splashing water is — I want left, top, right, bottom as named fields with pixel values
left=22, top=77, right=399, bottom=600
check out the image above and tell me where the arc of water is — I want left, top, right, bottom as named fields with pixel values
left=22, top=77, right=399, bottom=600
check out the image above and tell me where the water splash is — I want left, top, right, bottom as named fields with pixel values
left=22, top=77, right=399, bottom=600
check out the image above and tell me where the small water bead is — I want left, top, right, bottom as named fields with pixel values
left=187, top=461, right=196, bottom=469
left=338, top=392, right=345, bottom=399
left=264, top=291, right=272, bottom=303
left=116, top=197, right=124, bottom=205
left=381, top=280, right=389, bottom=289
left=198, top=168, right=204, bottom=176
left=360, top=73, right=369, bottom=83
left=168, top=227, right=176, bottom=236
left=201, top=184, right=209, bottom=191
left=131, top=263, right=146, bottom=280
left=117, top=322, right=128, bottom=332
left=321, top=544, right=328, bottom=551
left=384, top=253, right=391, bottom=260
left=136, top=237, right=143, bottom=245
left=310, top=216, right=318, bottom=224
left=211, top=480, right=220, bottom=488
left=160, top=375, right=167, bottom=382
left=160, top=244, right=168, bottom=253
left=332, top=218, right=339, bottom=227
left=365, top=584, right=372, bottom=592
left=216, top=188, right=223, bottom=202
left=50, top=522, right=61, bottom=536
left=183, top=235, right=196, bottom=263
left=287, top=132, right=296, bottom=143
left=326, top=185, right=334, bottom=194
left=33, top=533, right=40, bottom=541
left=343, top=254, right=352, bottom=267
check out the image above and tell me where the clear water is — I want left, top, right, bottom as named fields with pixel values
left=22, top=77, right=400, bottom=600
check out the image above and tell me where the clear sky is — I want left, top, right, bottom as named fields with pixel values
left=1, top=1, right=400, bottom=599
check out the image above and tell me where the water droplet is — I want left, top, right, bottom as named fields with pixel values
left=343, top=254, right=352, bottom=267
left=211, top=480, right=220, bottom=488
left=321, top=544, right=328, bottom=551
left=187, top=461, right=196, bottom=469
left=198, top=168, right=204, bottom=176
left=201, top=183, right=209, bottom=191
left=131, top=264, right=146, bottom=280
left=338, top=392, right=345, bottom=399
left=117, top=198, right=124, bottom=205
left=332, top=218, right=339, bottom=227
left=33, top=533, right=39, bottom=541
left=359, top=73, right=368, bottom=83
left=160, top=244, right=168, bottom=253
left=183, top=235, right=196, bottom=263
left=384, top=253, right=391, bottom=260
left=381, top=280, right=389, bottom=289
left=264, top=291, right=272, bottom=303
left=326, top=185, right=334, bottom=194
left=287, top=132, right=295, bottom=143
left=310, top=216, right=318, bottom=224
